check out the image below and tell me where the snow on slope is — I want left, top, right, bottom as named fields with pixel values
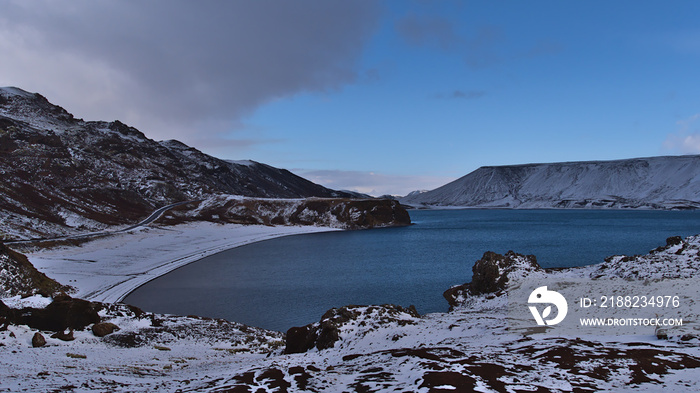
left=3, top=234, right=700, bottom=391
left=401, top=156, right=700, bottom=209
left=0, top=87, right=353, bottom=240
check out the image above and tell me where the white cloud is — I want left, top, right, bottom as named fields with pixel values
left=663, top=114, right=700, bottom=154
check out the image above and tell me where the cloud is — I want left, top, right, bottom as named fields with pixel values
left=435, top=90, right=486, bottom=100
left=0, top=0, right=380, bottom=141
left=293, top=169, right=454, bottom=197
left=662, top=114, right=700, bottom=153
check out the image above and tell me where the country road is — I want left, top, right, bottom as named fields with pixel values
left=5, top=200, right=201, bottom=245
left=118, top=200, right=199, bottom=232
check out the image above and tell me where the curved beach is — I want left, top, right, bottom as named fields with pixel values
left=26, top=222, right=339, bottom=303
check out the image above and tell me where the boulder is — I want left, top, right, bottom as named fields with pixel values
left=285, top=325, right=318, bottom=354
left=51, top=329, right=75, bottom=341
left=92, top=322, right=120, bottom=337
left=10, top=293, right=100, bottom=332
left=32, top=332, right=46, bottom=347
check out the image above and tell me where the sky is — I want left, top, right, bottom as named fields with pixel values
left=1, top=1, right=700, bottom=196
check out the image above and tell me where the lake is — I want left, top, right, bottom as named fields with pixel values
left=123, top=209, right=700, bottom=332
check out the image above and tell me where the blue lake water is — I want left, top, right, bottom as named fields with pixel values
left=123, top=209, right=700, bottom=332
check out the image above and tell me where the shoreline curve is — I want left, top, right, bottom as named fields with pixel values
left=25, top=222, right=339, bottom=303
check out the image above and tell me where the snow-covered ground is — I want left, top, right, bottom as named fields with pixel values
left=25, top=222, right=338, bottom=303
left=2, top=226, right=700, bottom=391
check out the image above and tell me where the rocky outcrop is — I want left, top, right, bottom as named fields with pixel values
left=165, top=196, right=412, bottom=229
left=593, top=234, right=700, bottom=281
left=0, top=242, right=70, bottom=297
left=285, top=304, right=420, bottom=354
left=1, top=293, right=100, bottom=332
left=444, top=251, right=541, bottom=308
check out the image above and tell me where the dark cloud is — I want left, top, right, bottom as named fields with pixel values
left=0, top=0, right=380, bottom=139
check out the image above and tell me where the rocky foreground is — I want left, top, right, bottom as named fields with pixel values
left=2, top=235, right=700, bottom=392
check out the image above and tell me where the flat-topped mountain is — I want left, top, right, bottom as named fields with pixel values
left=0, top=87, right=353, bottom=239
left=401, top=156, right=700, bottom=209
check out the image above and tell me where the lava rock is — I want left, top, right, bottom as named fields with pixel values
left=32, top=332, right=46, bottom=347
left=0, top=299, right=9, bottom=317
left=285, top=325, right=318, bottom=354
left=12, top=293, right=100, bottom=332
left=444, top=250, right=541, bottom=308
left=92, top=322, right=120, bottom=337
left=285, top=304, right=420, bottom=354
left=316, top=320, right=340, bottom=351
left=666, top=236, right=683, bottom=247
left=103, top=331, right=147, bottom=348
left=51, top=329, right=75, bottom=341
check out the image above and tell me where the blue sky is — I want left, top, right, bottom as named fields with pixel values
left=2, top=1, right=699, bottom=195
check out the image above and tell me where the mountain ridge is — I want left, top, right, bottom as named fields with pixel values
left=0, top=87, right=356, bottom=240
left=401, top=155, right=700, bottom=209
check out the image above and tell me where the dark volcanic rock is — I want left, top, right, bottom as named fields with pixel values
left=6, top=293, right=100, bottom=332
left=666, top=236, right=683, bottom=247
left=51, top=329, right=75, bottom=341
left=92, top=322, right=120, bottom=337
left=444, top=251, right=542, bottom=308
left=285, top=325, right=318, bottom=354
left=103, top=331, right=147, bottom=348
left=32, top=332, right=46, bottom=347
left=316, top=320, right=341, bottom=351
left=285, top=305, right=420, bottom=354
left=0, top=299, right=9, bottom=316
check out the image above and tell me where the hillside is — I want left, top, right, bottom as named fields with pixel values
left=0, top=87, right=352, bottom=240
left=163, top=195, right=412, bottom=229
left=0, top=242, right=69, bottom=297
left=401, top=156, right=700, bottom=209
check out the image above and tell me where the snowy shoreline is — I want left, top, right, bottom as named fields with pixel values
left=3, top=226, right=700, bottom=391
left=24, top=222, right=339, bottom=303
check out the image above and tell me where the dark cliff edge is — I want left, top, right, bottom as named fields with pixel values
left=160, top=196, right=412, bottom=230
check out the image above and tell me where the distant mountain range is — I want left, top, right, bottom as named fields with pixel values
left=400, top=156, right=700, bottom=210
left=0, top=87, right=354, bottom=240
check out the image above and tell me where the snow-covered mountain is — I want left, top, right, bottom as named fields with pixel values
left=401, top=156, right=700, bottom=209
left=0, top=87, right=352, bottom=239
